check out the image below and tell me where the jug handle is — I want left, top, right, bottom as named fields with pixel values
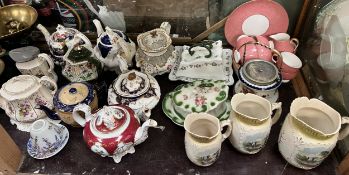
left=220, top=119, right=232, bottom=142
left=39, top=53, right=58, bottom=82
left=72, top=103, right=92, bottom=127
left=39, top=76, right=58, bottom=95
left=271, top=102, right=282, bottom=125
left=290, top=38, right=299, bottom=52
left=339, top=117, right=349, bottom=140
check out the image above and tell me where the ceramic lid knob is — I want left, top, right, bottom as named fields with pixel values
left=127, top=72, right=136, bottom=80
left=54, top=82, right=94, bottom=112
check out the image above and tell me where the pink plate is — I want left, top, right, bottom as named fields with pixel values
left=224, top=0, right=289, bottom=47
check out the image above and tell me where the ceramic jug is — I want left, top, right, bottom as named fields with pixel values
left=278, top=97, right=349, bottom=170
left=16, top=53, right=58, bottom=82
left=93, top=19, right=135, bottom=72
left=184, top=113, right=232, bottom=166
left=0, top=75, right=57, bottom=132
left=229, top=93, right=282, bottom=154
left=37, top=24, right=91, bottom=65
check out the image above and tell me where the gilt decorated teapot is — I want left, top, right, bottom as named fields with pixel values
left=72, top=104, right=163, bottom=163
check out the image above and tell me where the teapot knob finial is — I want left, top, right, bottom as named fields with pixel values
left=128, top=72, right=136, bottom=80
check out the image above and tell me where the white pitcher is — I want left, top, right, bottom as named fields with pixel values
left=278, top=97, right=349, bottom=170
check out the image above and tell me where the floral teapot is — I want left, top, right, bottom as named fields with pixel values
left=0, top=75, right=57, bottom=132
left=72, top=104, right=164, bottom=163
left=62, top=33, right=103, bottom=82
left=37, top=24, right=91, bottom=65
left=93, top=19, right=136, bottom=73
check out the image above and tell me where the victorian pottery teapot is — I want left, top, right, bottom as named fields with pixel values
left=38, top=82, right=98, bottom=127
left=135, top=22, right=176, bottom=76
left=108, top=70, right=161, bottom=121
left=62, top=34, right=103, bottom=82
left=72, top=104, right=163, bottom=163
left=37, top=24, right=91, bottom=65
left=0, top=75, right=57, bottom=131
left=93, top=19, right=136, bottom=72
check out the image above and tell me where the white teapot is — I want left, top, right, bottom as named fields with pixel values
left=0, top=75, right=57, bottom=131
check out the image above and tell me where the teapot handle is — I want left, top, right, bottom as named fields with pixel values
left=220, top=119, right=232, bottom=142
left=39, top=53, right=58, bottom=82
left=72, top=103, right=92, bottom=127
left=39, top=76, right=57, bottom=95
left=271, top=102, right=282, bottom=125
left=339, top=117, right=349, bottom=140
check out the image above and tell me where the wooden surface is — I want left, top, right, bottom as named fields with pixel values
left=338, top=152, right=349, bottom=175
left=0, top=53, right=338, bottom=175
left=0, top=124, right=22, bottom=175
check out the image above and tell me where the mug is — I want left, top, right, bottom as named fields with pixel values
left=184, top=113, right=232, bottom=166
left=229, top=93, right=282, bottom=154
left=234, top=35, right=274, bottom=64
left=269, top=33, right=299, bottom=53
left=274, top=52, right=302, bottom=82
left=16, top=53, right=58, bottom=82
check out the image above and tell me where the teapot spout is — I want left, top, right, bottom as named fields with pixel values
left=93, top=19, right=104, bottom=37
left=36, top=24, right=51, bottom=45
left=36, top=105, right=60, bottom=120
left=134, top=119, right=164, bottom=145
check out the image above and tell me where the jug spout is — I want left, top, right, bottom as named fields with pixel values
left=36, top=105, right=60, bottom=120
left=134, top=119, right=164, bottom=145
left=36, top=24, right=51, bottom=44
left=93, top=19, right=104, bottom=37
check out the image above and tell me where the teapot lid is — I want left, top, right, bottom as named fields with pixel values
left=0, top=75, right=40, bottom=101
left=113, top=70, right=150, bottom=98
left=137, top=28, right=172, bottom=53
left=54, top=82, right=94, bottom=112
left=240, top=60, right=279, bottom=86
left=92, top=105, right=131, bottom=135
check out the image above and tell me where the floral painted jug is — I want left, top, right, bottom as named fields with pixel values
left=278, top=97, right=349, bottom=170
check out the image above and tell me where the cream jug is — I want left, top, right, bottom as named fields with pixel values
left=278, top=97, right=349, bottom=170
left=184, top=113, right=232, bottom=166
left=229, top=93, right=282, bottom=154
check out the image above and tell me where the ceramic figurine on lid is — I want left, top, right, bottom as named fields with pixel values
left=135, top=22, right=176, bottom=76
left=72, top=104, right=164, bottom=163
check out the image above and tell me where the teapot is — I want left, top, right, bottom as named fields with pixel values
left=93, top=19, right=136, bottom=72
left=62, top=34, right=103, bottom=82
left=0, top=75, right=57, bottom=132
left=72, top=104, right=163, bottom=163
left=37, top=24, right=91, bottom=65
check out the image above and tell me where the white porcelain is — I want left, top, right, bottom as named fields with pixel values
left=27, top=119, right=69, bottom=159
left=93, top=19, right=136, bottom=73
left=0, top=75, right=57, bottom=132
left=169, top=41, right=234, bottom=85
left=228, top=93, right=281, bottom=154
left=72, top=104, right=163, bottom=163
left=278, top=97, right=349, bottom=170
left=108, top=70, right=161, bottom=122
left=136, top=22, right=176, bottom=76
left=62, top=34, right=103, bottom=82
left=184, top=113, right=232, bottom=166
left=242, top=14, right=269, bottom=36
left=317, top=52, right=346, bottom=87
left=234, top=80, right=279, bottom=103
left=16, top=53, right=58, bottom=82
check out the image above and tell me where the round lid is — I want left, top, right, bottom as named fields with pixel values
left=54, top=82, right=94, bottom=112
left=241, top=60, right=279, bottom=86
left=113, top=70, right=150, bottom=98
left=91, top=105, right=132, bottom=136
left=0, top=75, right=40, bottom=101
left=137, top=29, right=172, bottom=53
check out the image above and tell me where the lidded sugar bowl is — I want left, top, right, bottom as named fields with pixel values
left=135, top=22, right=176, bottom=76
left=0, top=75, right=57, bottom=131
left=108, top=70, right=161, bottom=121
left=72, top=104, right=163, bottom=163
left=38, top=82, right=98, bottom=127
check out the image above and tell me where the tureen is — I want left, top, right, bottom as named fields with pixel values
left=38, top=82, right=98, bottom=127
left=135, top=22, right=176, bottom=76
left=162, top=80, right=231, bottom=126
left=72, top=104, right=163, bottom=163
left=62, top=34, right=103, bottom=82
left=93, top=19, right=136, bottom=72
left=108, top=70, right=161, bottom=121
left=0, top=75, right=57, bottom=131
left=37, top=24, right=91, bottom=65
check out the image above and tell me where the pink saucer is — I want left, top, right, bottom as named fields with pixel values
left=224, top=0, right=289, bottom=47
